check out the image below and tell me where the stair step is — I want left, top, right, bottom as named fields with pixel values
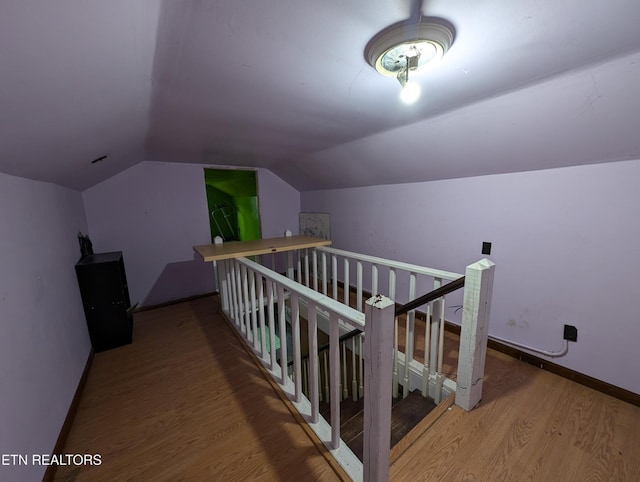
left=319, top=396, right=364, bottom=425
left=318, top=389, right=437, bottom=462
left=389, top=392, right=455, bottom=465
left=390, top=390, right=437, bottom=448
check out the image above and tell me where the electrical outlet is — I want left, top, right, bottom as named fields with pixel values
left=563, top=324, right=578, bottom=342
left=482, top=242, right=492, bottom=255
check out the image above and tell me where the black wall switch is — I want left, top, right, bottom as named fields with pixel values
left=482, top=242, right=492, bottom=255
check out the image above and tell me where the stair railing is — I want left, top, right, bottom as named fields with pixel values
left=292, top=247, right=495, bottom=410
left=217, top=254, right=398, bottom=482
left=394, top=276, right=465, bottom=403
left=216, top=248, right=495, bottom=481
left=295, top=246, right=464, bottom=403
left=391, top=259, right=495, bottom=410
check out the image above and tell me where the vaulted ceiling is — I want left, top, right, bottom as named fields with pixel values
left=2, top=0, right=640, bottom=192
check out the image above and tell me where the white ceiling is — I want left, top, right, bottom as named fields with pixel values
left=2, top=0, right=640, bottom=192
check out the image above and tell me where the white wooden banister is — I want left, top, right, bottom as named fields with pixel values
left=317, top=246, right=462, bottom=281
left=216, top=255, right=364, bottom=481
left=363, top=294, right=395, bottom=482
left=205, top=241, right=495, bottom=482
left=456, top=258, right=496, bottom=410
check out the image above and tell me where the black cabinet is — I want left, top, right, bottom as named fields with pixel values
left=75, top=252, right=133, bottom=352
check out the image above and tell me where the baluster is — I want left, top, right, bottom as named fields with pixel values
left=218, top=259, right=229, bottom=313
left=302, top=358, right=308, bottom=398
left=286, top=230, right=294, bottom=279
left=342, top=341, right=348, bottom=400
left=430, top=278, right=442, bottom=378
left=343, top=258, right=350, bottom=307
left=235, top=260, right=244, bottom=333
left=388, top=269, right=396, bottom=300
left=229, top=260, right=238, bottom=324
left=308, top=301, right=319, bottom=421
left=403, top=272, right=416, bottom=398
left=323, top=351, right=330, bottom=404
left=372, top=263, right=379, bottom=296
left=393, top=315, right=399, bottom=398
left=422, top=303, right=431, bottom=397
left=291, top=293, right=302, bottom=402
left=436, top=296, right=446, bottom=403
left=296, top=250, right=302, bottom=284
left=357, top=261, right=363, bottom=312
left=312, top=250, right=318, bottom=292
left=351, top=337, right=357, bottom=401
left=332, top=255, right=338, bottom=300
left=223, top=260, right=233, bottom=318
left=267, top=281, right=276, bottom=370
left=287, top=251, right=294, bottom=279
left=321, top=252, right=328, bottom=295
left=277, top=284, right=287, bottom=383
left=390, top=269, right=399, bottom=397
left=231, top=260, right=239, bottom=328
left=257, top=274, right=267, bottom=360
left=242, top=264, right=251, bottom=341
left=358, top=335, right=364, bottom=398
left=302, top=359, right=309, bottom=398
left=329, top=312, right=340, bottom=449
left=304, top=249, right=310, bottom=288
left=249, top=269, right=258, bottom=349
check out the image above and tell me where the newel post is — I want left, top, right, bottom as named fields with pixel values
left=456, top=258, right=496, bottom=411
left=363, top=294, right=395, bottom=482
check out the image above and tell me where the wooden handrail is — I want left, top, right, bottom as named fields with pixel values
left=290, top=328, right=363, bottom=367
left=395, top=276, right=465, bottom=317
left=289, top=278, right=465, bottom=366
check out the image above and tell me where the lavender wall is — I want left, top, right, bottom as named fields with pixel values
left=302, top=159, right=640, bottom=395
left=0, top=173, right=91, bottom=481
left=82, top=162, right=300, bottom=307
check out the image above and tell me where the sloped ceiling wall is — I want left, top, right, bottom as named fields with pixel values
left=1, top=1, right=640, bottom=191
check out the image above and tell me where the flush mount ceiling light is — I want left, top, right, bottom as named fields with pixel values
left=365, top=18, right=455, bottom=104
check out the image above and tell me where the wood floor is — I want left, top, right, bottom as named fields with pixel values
left=55, top=294, right=640, bottom=481
left=390, top=330, right=640, bottom=481
left=54, top=295, right=339, bottom=481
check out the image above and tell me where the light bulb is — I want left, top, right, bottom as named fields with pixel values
left=400, top=81, right=421, bottom=104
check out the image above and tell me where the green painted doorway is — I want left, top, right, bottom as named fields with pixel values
left=204, top=168, right=261, bottom=242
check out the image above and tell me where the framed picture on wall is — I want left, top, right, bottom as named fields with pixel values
left=299, top=212, right=331, bottom=240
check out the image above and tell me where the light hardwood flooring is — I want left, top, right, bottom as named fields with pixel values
left=55, top=294, right=640, bottom=481
left=54, top=295, right=339, bottom=481
left=390, top=328, right=640, bottom=481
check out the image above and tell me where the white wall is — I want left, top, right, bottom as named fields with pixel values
left=83, top=161, right=301, bottom=307
left=301, top=159, right=640, bottom=395
left=0, top=173, right=91, bottom=481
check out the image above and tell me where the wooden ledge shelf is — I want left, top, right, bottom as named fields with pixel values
left=194, top=235, right=331, bottom=262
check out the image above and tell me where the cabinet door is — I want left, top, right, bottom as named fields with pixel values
left=76, top=261, right=128, bottom=309
left=86, top=309, right=132, bottom=352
